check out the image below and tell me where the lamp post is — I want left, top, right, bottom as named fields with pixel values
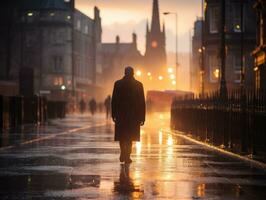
left=163, top=12, right=178, bottom=90
left=220, top=0, right=228, bottom=99
left=200, top=0, right=205, bottom=96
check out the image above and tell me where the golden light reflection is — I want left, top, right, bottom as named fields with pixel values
left=158, top=75, right=163, bottom=80
left=159, top=114, right=164, bottom=120
left=197, top=183, right=206, bottom=197
left=136, top=141, right=141, bottom=155
left=167, top=134, right=174, bottom=146
left=159, top=130, right=163, bottom=145
left=147, top=72, right=151, bottom=76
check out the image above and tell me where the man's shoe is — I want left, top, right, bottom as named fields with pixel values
left=119, top=155, right=125, bottom=162
left=125, top=158, right=132, bottom=164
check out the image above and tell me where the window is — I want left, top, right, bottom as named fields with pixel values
left=53, top=76, right=64, bottom=86
left=84, top=25, right=88, bottom=34
left=209, top=7, right=219, bottom=33
left=233, top=53, right=242, bottom=70
left=52, top=56, right=63, bottom=72
left=233, top=5, right=242, bottom=33
left=52, top=30, right=64, bottom=44
left=234, top=70, right=241, bottom=83
left=76, top=20, right=81, bottom=30
left=208, top=54, right=219, bottom=82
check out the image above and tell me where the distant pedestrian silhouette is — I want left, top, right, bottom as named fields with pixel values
left=79, top=99, right=86, bottom=114
left=104, top=95, right=111, bottom=119
left=89, top=98, right=97, bottom=115
left=112, top=66, right=146, bottom=164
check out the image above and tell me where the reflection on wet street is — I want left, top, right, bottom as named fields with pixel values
left=0, top=113, right=266, bottom=199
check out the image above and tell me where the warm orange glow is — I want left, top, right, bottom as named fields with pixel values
left=147, top=72, right=151, bottom=76
left=158, top=75, right=163, bottom=80
left=136, top=142, right=141, bottom=155
left=151, top=41, right=158, bottom=48
left=167, top=134, right=173, bottom=146
left=168, top=68, right=173, bottom=73
left=136, top=70, right=142, bottom=77
left=172, top=80, right=176, bottom=85
left=170, top=74, right=175, bottom=80
left=213, top=69, right=220, bottom=78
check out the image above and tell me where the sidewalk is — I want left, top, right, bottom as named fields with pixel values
left=0, top=114, right=106, bottom=150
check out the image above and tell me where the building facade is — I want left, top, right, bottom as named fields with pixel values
left=144, top=0, right=167, bottom=78
left=101, top=34, right=143, bottom=92
left=198, top=0, right=257, bottom=93
left=191, top=18, right=203, bottom=94
left=253, top=0, right=266, bottom=90
left=0, top=0, right=102, bottom=107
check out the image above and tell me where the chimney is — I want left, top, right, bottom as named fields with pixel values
left=132, top=32, right=137, bottom=49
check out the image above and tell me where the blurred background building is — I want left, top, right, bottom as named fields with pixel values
left=101, top=34, right=143, bottom=91
left=0, top=0, right=103, bottom=111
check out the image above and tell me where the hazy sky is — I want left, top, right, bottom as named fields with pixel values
left=76, top=0, right=202, bottom=54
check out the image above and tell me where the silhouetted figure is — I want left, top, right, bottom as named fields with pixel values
left=112, top=66, right=145, bottom=164
left=89, top=98, right=97, bottom=115
left=79, top=99, right=86, bottom=114
left=104, top=95, right=111, bottom=119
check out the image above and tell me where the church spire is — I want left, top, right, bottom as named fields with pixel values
left=151, top=0, right=161, bottom=33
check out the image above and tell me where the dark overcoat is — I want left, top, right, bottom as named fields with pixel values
left=111, top=76, right=146, bottom=141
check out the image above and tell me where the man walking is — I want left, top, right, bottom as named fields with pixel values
left=111, top=66, right=146, bottom=164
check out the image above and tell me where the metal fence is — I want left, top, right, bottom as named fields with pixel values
left=171, top=90, right=266, bottom=159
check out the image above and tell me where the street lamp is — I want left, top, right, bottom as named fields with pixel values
left=136, top=70, right=142, bottom=77
left=168, top=67, right=173, bottom=73
left=163, top=12, right=178, bottom=90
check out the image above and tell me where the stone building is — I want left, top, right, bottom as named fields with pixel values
left=101, top=34, right=143, bottom=92
left=200, top=0, right=256, bottom=93
left=191, top=18, right=203, bottom=94
left=252, top=0, right=266, bottom=90
left=0, top=0, right=102, bottom=107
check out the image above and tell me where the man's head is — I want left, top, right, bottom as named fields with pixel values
left=124, top=66, right=134, bottom=77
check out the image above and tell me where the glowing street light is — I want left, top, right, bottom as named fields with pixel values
left=172, top=80, right=176, bottom=85
left=136, top=70, right=142, bottom=77
left=147, top=72, right=151, bottom=76
left=61, top=85, right=66, bottom=90
left=158, top=75, right=163, bottom=80
left=168, top=67, right=173, bottom=73
left=27, top=12, right=34, bottom=17
left=170, top=74, right=175, bottom=80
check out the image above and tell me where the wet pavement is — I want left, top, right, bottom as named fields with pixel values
left=0, top=113, right=266, bottom=199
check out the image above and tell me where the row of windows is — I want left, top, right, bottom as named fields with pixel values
left=24, top=11, right=72, bottom=23
left=75, top=19, right=92, bottom=35
left=208, top=54, right=243, bottom=83
left=209, top=5, right=244, bottom=34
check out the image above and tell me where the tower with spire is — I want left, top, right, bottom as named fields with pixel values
left=145, top=0, right=167, bottom=76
